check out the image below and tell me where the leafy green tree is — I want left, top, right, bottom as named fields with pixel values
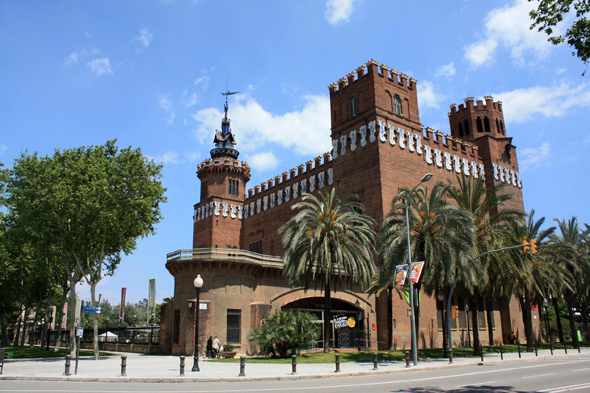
left=449, top=175, right=523, bottom=355
left=374, top=182, right=474, bottom=353
left=6, top=140, right=166, bottom=357
left=279, top=187, right=376, bottom=353
left=530, top=0, right=590, bottom=74
left=248, top=310, right=320, bottom=358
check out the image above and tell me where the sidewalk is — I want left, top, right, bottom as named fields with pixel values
left=1, top=348, right=588, bottom=383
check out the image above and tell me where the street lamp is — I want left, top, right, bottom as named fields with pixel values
left=192, top=274, right=204, bottom=372
left=405, top=173, right=433, bottom=366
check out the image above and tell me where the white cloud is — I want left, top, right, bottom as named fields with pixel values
left=194, top=76, right=210, bottom=88
left=583, top=135, right=590, bottom=145
left=435, top=62, right=456, bottom=80
left=184, top=152, right=200, bottom=162
left=247, top=151, right=280, bottom=172
left=465, top=0, right=555, bottom=69
left=519, top=142, right=551, bottom=171
left=0, top=144, right=7, bottom=157
left=149, top=150, right=179, bottom=164
left=418, top=80, right=446, bottom=109
left=131, top=26, right=153, bottom=52
left=157, top=93, right=175, bottom=124
left=325, top=0, right=354, bottom=25
left=64, top=47, right=101, bottom=67
left=494, top=82, right=590, bottom=123
left=192, top=94, right=331, bottom=156
left=87, top=58, right=113, bottom=77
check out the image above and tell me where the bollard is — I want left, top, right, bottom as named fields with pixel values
left=480, top=343, right=484, bottom=362
left=64, top=355, right=71, bottom=376
left=500, top=344, right=503, bottom=360
left=517, top=340, right=521, bottom=358
left=179, top=356, right=185, bottom=377
left=405, top=351, right=410, bottom=368
left=121, top=355, right=127, bottom=377
left=448, top=349, right=453, bottom=364
left=578, top=343, right=581, bottom=354
left=564, top=341, right=568, bottom=354
left=291, top=355, right=297, bottom=375
left=550, top=339, right=554, bottom=355
left=335, top=352, right=340, bottom=373
left=372, top=352, right=378, bottom=370
left=534, top=341, right=538, bottom=356
left=239, top=356, right=246, bottom=377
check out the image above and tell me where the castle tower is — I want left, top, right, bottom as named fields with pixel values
left=193, top=92, right=250, bottom=249
left=448, top=96, right=524, bottom=212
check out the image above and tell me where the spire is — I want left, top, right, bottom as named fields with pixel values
left=211, top=91, right=240, bottom=160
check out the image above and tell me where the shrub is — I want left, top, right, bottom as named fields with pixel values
left=248, top=310, right=320, bottom=358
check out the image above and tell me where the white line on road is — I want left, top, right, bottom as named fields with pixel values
left=522, top=373, right=554, bottom=379
left=456, top=380, right=497, bottom=387
left=572, top=368, right=590, bottom=372
left=539, top=383, right=590, bottom=392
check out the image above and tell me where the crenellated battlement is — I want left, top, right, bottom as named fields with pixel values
left=197, top=157, right=251, bottom=182
left=329, top=59, right=418, bottom=94
left=448, top=95, right=507, bottom=141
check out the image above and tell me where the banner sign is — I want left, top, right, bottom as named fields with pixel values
left=409, top=261, right=425, bottom=283
left=61, top=303, right=68, bottom=329
left=74, top=299, right=82, bottom=326
left=333, top=315, right=348, bottom=329
left=394, top=264, right=408, bottom=286
left=148, top=278, right=156, bottom=324
left=120, top=287, right=126, bottom=323
left=76, top=327, right=84, bottom=338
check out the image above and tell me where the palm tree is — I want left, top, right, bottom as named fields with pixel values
left=279, top=187, right=376, bottom=352
left=549, top=217, right=590, bottom=349
left=506, top=209, right=567, bottom=351
left=449, top=175, right=523, bottom=355
left=374, top=182, right=474, bottom=354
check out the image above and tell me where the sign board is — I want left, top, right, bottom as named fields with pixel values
left=76, top=327, right=84, bottom=338
left=199, top=303, right=207, bottom=310
left=61, top=303, right=68, bottom=329
left=347, top=317, right=356, bottom=328
left=409, top=261, right=425, bottom=283
left=394, top=264, right=408, bottom=286
left=83, top=306, right=102, bottom=314
left=333, top=315, right=348, bottom=329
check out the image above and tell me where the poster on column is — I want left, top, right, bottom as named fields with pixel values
left=409, top=261, right=425, bottom=283
left=394, top=264, right=408, bottom=286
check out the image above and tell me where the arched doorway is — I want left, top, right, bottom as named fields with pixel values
left=281, top=297, right=366, bottom=349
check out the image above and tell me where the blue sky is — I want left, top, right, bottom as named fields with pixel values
left=1, top=0, right=589, bottom=305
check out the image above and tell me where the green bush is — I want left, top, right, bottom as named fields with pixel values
left=248, top=310, right=320, bottom=358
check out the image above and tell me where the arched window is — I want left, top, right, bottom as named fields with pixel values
left=476, top=117, right=483, bottom=133
left=349, top=98, right=357, bottom=119
left=464, top=120, right=470, bottom=135
left=394, top=95, right=402, bottom=115
left=458, top=122, right=464, bottom=138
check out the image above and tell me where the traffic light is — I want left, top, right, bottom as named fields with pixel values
left=523, top=239, right=530, bottom=255
left=451, top=305, right=459, bottom=320
left=530, top=239, right=538, bottom=254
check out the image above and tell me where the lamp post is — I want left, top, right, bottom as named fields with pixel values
left=192, top=274, right=204, bottom=372
left=405, top=173, right=433, bottom=366
left=437, top=291, right=447, bottom=358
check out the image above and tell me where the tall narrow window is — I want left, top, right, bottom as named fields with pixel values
left=393, top=95, right=402, bottom=115
left=484, top=117, right=491, bottom=132
left=496, top=119, right=500, bottom=134
left=172, top=310, right=180, bottom=344
left=458, top=122, right=464, bottom=138
left=348, top=98, right=357, bottom=118
left=464, top=120, right=470, bottom=135
left=227, top=309, right=241, bottom=343
left=476, top=117, right=483, bottom=133
left=500, top=120, right=505, bottom=134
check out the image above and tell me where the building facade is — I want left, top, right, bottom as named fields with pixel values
left=160, top=59, right=536, bottom=356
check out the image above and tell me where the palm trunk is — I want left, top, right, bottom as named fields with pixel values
left=323, top=278, right=331, bottom=353
left=387, top=286, right=393, bottom=350
left=582, top=302, right=589, bottom=341
left=553, top=298, right=565, bottom=343
left=440, top=298, right=448, bottom=357
left=471, top=298, right=481, bottom=356
left=566, top=293, right=579, bottom=349
left=520, top=291, right=534, bottom=352
left=486, top=299, right=494, bottom=346
left=414, top=285, right=421, bottom=349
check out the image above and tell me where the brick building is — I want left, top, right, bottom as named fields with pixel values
left=160, top=59, right=535, bottom=356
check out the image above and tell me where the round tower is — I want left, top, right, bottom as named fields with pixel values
left=193, top=92, right=250, bottom=249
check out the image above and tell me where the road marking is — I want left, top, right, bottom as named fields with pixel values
left=522, top=372, right=554, bottom=379
left=456, top=380, right=496, bottom=387
left=572, top=368, right=590, bottom=372
left=539, top=383, right=590, bottom=392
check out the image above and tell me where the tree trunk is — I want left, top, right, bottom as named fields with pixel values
left=520, top=291, right=534, bottom=352
left=19, top=302, right=28, bottom=347
left=471, top=298, right=481, bottom=356
left=91, top=285, right=101, bottom=360
left=69, top=278, right=77, bottom=357
left=30, top=299, right=41, bottom=347
left=566, top=293, right=579, bottom=349
left=553, top=298, right=565, bottom=343
left=14, top=301, right=24, bottom=347
left=40, top=295, right=52, bottom=349
left=387, top=286, right=393, bottom=350
left=485, top=299, right=494, bottom=346
left=0, top=308, right=11, bottom=346
left=323, top=279, right=331, bottom=353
